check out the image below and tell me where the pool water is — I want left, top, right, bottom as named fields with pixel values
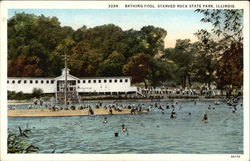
left=8, top=100, right=243, bottom=154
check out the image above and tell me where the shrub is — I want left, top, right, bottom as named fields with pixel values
left=32, top=88, right=43, bottom=98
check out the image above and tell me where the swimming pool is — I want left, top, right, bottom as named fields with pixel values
left=8, top=100, right=243, bottom=154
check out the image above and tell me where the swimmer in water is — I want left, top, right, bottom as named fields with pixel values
left=202, top=114, right=208, bottom=123
left=103, top=117, right=108, bottom=124
left=232, top=106, right=237, bottom=113
left=121, top=124, right=127, bottom=132
left=171, top=109, right=176, bottom=118
left=166, top=103, right=170, bottom=109
left=208, top=104, right=211, bottom=109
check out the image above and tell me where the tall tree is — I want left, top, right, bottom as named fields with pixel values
left=122, top=53, right=151, bottom=87
left=148, top=59, right=177, bottom=87
left=8, top=13, right=73, bottom=77
left=196, top=9, right=243, bottom=94
left=97, top=51, right=125, bottom=77
left=193, top=30, right=217, bottom=88
left=162, top=39, right=195, bottom=88
left=140, top=25, right=167, bottom=56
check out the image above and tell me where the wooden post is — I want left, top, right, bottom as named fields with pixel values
left=65, top=52, right=68, bottom=106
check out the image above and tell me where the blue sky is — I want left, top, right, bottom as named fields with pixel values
left=8, top=9, right=212, bottom=48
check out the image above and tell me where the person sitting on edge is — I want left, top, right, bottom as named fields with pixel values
left=103, top=117, right=108, bottom=124
left=202, top=114, right=208, bottom=123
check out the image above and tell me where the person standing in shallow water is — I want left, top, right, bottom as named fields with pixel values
left=171, top=109, right=176, bottom=118
left=121, top=124, right=127, bottom=132
left=121, top=124, right=129, bottom=135
left=202, top=114, right=208, bottom=123
left=103, top=117, right=108, bottom=124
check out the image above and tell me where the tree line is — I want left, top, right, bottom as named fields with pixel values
left=8, top=10, right=243, bottom=94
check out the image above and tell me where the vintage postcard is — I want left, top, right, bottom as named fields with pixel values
left=0, top=1, right=249, bottom=161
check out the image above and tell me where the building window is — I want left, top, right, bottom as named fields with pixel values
left=18, top=80, right=21, bottom=84
left=109, top=79, right=112, bottom=83
left=7, top=80, right=9, bottom=84
left=88, top=80, right=91, bottom=83
left=41, top=80, right=44, bottom=84
left=24, top=80, right=27, bottom=84
left=99, top=80, right=101, bottom=83
left=125, top=79, right=128, bottom=82
left=46, top=80, right=49, bottom=84
left=51, top=80, right=54, bottom=84
left=104, top=79, right=107, bottom=83
left=35, top=80, right=38, bottom=84
left=30, top=80, right=33, bottom=84
left=12, top=80, right=15, bottom=84
left=114, top=79, right=117, bottom=83
left=93, top=80, right=96, bottom=83
left=78, top=80, right=80, bottom=83
left=83, top=80, right=85, bottom=83
left=120, top=79, right=123, bottom=83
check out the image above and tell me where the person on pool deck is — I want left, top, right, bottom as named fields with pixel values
left=103, top=117, right=108, bottom=124
left=88, top=107, right=94, bottom=115
left=202, top=114, right=208, bottom=123
left=108, top=107, right=113, bottom=114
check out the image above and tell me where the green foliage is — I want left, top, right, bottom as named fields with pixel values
left=8, top=91, right=30, bottom=100
left=195, top=9, right=243, bottom=39
left=8, top=132, right=27, bottom=153
left=8, top=11, right=242, bottom=91
left=97, top=51, right=125, bottom=77
left=8, top=129, right=39, bottom=153
left=195, top=9, right=243, bottom=92
left=8, top=13, right=167, bottom=82
left=140, top=25, right=167, bottom=56
left=148, top=59, right=177, bottom=87
left=32, top=88, right=43, bottom=98
left=192, top=32, right=217, bottom=87
left=8, top=13, right=74, bottom=77
left=162, top=39, right=195, bottom=88
left=123, top=53, right=151, bottom=86
left=216, top=42, right=243, bottom=90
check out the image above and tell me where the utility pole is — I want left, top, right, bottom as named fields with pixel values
left=64, top=51, right=68, bottom=106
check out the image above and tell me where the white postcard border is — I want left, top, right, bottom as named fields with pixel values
left=0, top=1, right=249, bottom=161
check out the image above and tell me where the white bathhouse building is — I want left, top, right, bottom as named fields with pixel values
left=7, top=68, right=138, bottom=103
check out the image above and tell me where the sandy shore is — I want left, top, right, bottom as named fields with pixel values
left=8, top=108, right=149, bottom=117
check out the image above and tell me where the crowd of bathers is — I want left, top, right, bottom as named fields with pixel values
left=138, top=87, right=242, bottom=97
left=9, top=96, right=242, bottom=122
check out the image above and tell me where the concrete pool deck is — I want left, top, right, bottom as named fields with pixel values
left=8, top=108, right=149, bottom=117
